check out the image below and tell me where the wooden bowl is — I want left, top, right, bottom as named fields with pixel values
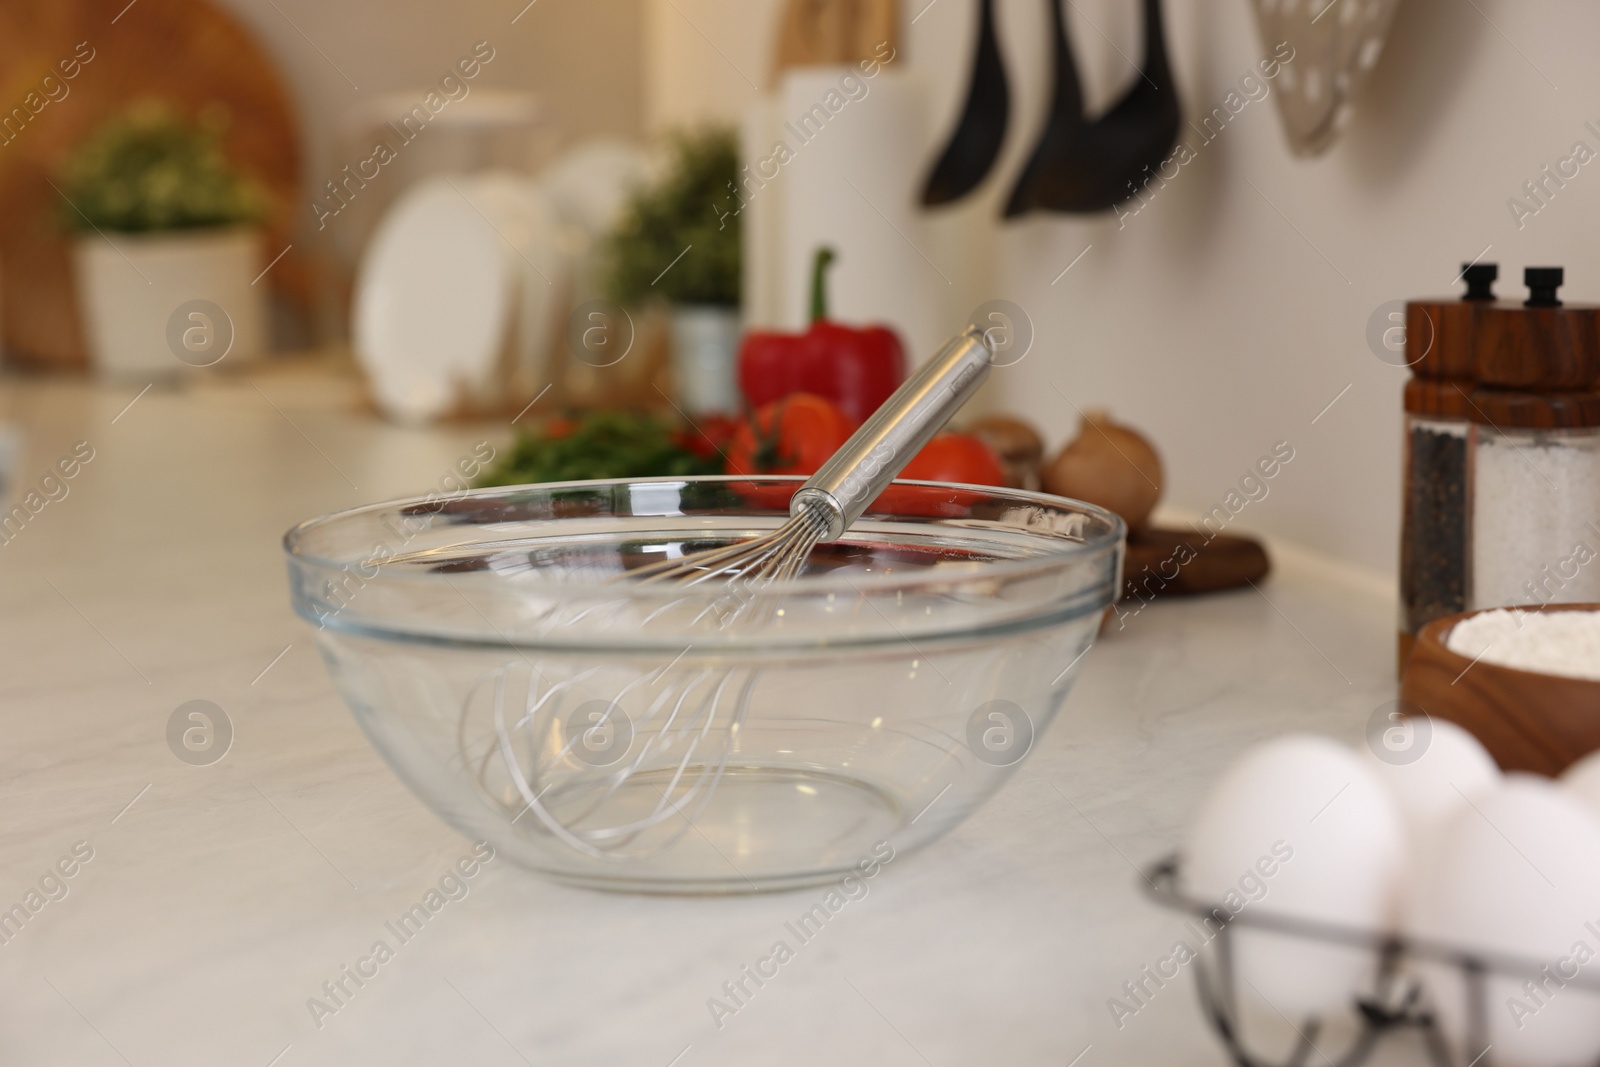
left=1400, top=605, right=1600, bottom=775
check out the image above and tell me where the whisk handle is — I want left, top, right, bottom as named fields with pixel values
left=792, top=326, right=995, bottom=541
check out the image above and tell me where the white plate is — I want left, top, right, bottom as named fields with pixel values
left=354, top=177, right=513, bottom=424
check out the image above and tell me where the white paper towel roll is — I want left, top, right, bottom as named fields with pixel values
left=740, top=96, right=784, bottom=330
left=739, top=67, right=940, bottom=363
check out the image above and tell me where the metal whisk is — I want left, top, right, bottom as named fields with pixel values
left=628, top=325, right=997, bottom=590
left=474, top=325, right=998, bottom=860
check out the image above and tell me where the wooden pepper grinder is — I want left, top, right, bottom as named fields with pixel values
left=1405, top=262, right=1496, bottom=381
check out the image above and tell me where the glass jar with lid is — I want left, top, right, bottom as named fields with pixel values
left=1468, top=267, right=1600, bottom=611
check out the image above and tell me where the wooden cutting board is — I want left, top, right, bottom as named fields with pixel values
left=0, top=0, right=302, bottom=371
left=1122, top=525, right=1271, bottom=600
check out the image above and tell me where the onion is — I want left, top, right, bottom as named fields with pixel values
left=968, top=415, right=1044, bottom=490
left=1043, top=409, right=1163, bottom=529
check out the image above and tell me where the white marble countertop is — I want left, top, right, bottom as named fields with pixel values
left=0, top=371, right=1407, bottom=1067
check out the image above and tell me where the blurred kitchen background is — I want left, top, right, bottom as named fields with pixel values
left=4, top=0, right=1599, bottom=577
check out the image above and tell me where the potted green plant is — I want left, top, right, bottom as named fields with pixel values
left=63, top=102, right=269, bottom=379
left=604, top=127, right=741, bottom=413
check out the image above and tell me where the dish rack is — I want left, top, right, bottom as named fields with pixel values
left=1143, top=855, right=1600, bottom=1067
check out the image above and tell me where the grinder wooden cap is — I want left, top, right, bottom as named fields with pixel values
left=1406, top=262, right=1497, bottom=380
left=1467, top=385, right=1600, bottom=429
left=1473, top=267, right=1600, bottom=389
left=1404, top=377, right=1475, bottom=419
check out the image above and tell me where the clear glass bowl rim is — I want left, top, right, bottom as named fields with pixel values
left=282, top=474, right=1127, bottom=594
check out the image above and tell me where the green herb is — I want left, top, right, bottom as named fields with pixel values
left=477, top=412, right=721, bottom=487
left=60, top=102, right=266, bottom=233
left=604, top=127, right=740, bottom=308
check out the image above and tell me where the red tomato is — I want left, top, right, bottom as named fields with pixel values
left=542, top=416, right=578, bottom=440
left=897, top=433, right=1006, bottom=486
left=726, top=394, right=855, bottom=476
left=675, top=414, right=741, bottom=461
left=868, top=433, right=1006, bottom=518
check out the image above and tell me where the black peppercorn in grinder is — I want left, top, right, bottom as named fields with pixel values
left=1398, top=263, right=1496, bottom=671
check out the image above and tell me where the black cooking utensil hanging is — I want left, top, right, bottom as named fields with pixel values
left=1002, top=0, right=1090, bottom=217
left=921, top=0, right=1010, bottom=206
left=1006, top=0, right=1181, bottom=216
left=1080, top=0, right=1180, bottom=210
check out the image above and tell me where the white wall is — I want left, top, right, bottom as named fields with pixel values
left=191, top=0, right=642, bottom=340
left=211, top=0, right=643, bottom=235
left=645, top=0, right=1600, bottom=576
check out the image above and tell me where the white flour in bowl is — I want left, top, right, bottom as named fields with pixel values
left=1446, top=609, right=1600, bottom=682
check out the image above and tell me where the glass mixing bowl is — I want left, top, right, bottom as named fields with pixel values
left=284, top=477, right=1124, bottom=893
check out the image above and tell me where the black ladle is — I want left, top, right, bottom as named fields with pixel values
left=1002, top=0, right=1090, bottom=217
left=920, top=0, right=1010, bottom=206
left=1006, top=0, right=1181, bottom=216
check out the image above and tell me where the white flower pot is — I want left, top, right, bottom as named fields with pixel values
left=74, top=227, right=267, bottom=380
left=669, top=304, right=741, bottom=415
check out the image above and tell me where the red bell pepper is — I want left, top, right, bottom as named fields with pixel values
left=737, top=248, right=907, bottom=425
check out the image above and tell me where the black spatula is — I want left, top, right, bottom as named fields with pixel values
left=1061, top=0, right=1180, bottom=211
left=1002, top=0, right=1090, bottom=217
left=921, top=0, right=1011, bottom=206
left=1006, top=0, right=1181, bottom=216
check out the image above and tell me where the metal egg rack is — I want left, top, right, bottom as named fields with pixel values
left=1143, top=856, right=1600, bottom=1067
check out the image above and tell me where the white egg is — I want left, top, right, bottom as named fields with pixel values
left=1407, top=775, right=1600, bottom=1067
left=1559, top=748, right=1600, bottom=818
left=1362, top=717, right=1501, bottom=845
left=1185, top=734, right=1406, bottom=1020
